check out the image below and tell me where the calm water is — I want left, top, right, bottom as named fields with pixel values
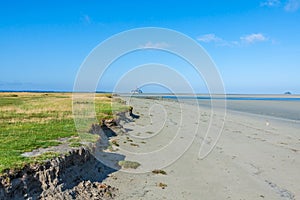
left=162, top=96, right=300, bottom=101
left=161, top=95, right=300, bottom=121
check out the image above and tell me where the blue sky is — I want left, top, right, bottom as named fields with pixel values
left=0, top=0, right=299, bottom=94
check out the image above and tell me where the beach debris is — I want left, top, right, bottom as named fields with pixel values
left=129, top=106, right=133, bottom=114
left=105, top=118, right=118, bottom=127
left=130, top=143, right=139, bottom=147
left=152, top=169, right=167, bottom=175
left=118, top=160, right=141, bottom=169
left=111, top=139, right=119, bottom=146
left=126, top=137, right=133, bottom=142
left=72, top=181, right=117, bottom=199
left=265, top=120, right=270, bottom=126
left=128, top=106, right=140, bottom=119
left=157, top=182, right=168, bottom=189
left=107, top=139, right=120, bottom=152
left=108, top=174, right=118, bottom=180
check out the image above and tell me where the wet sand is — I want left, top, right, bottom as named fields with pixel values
left=102, top=96, right=300, bottom=199
left=194, top=96, right=300, bottom=121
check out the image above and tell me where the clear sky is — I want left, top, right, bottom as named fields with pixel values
left=0, top=0, right=299, bottom=94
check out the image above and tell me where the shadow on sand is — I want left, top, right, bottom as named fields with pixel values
left=129, top=106, right=140, bottom=119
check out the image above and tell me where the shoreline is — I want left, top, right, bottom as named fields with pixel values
left=1, top=95, right=299, bottom=199
left=102, top=97, right=300, bottom=199
left=155, top=96, right=300, bottom=122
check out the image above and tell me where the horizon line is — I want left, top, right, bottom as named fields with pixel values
left=0, top=90, right=298, bottom=95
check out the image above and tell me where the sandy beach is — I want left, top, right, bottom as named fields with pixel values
left=100, top=96, right=300, bottom=200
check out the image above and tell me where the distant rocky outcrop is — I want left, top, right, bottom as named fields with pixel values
left=284, top=91, right=292, bottom=95
left=131, top=87, right=143, bottom=94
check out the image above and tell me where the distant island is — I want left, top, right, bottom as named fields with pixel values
left=131, top=87, right=143, bottom=94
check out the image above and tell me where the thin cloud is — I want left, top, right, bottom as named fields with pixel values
left=197, top=34, right=222, bottom=43
left=260, top=0, right=281, bottom=7
left=260, top=0, right=300, bottom=12
left=240, top=33, right=268, bottom=44
left=197, top=34, right=232, bottom=46
left=197, top=33, right=268, bottom=47
left=284, top=0, right=300, bottom=11
left=80, top=14, right=92, bottom=24
left=140, top=41, right=170, bottom=49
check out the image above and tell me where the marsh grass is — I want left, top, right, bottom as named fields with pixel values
left=78, top=132, right=100, bottom=143
left=31, top=152, right=61, bottom=163
left=152, top=169, right=167, bottom=175
left=69, top=142, right=82, bottom=147
left=157, top=182, right=167, bottom=189
left=111, top=139, right=119, bottom=147
left=0, top=92, right=128, bottom=173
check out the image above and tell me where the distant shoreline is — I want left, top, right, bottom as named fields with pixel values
left=0, top=91, right=299, bottom=96
left=0, top=90, right=109, bottom=93
left=122, top=94, right=300, bottom=121
left=120, top=94, right=300, bottom=101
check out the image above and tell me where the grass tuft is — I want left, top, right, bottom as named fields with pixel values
left=118, top=160, right=141, bottom=169
left=31, top=152, right=61, bottom=163
left=111, top=139, right=119, bottom=146
left=69, top=142, right=82, bottom=147
left=152, top=169, right=167, bottom=175
left=157, top=182, right=167, bottom=189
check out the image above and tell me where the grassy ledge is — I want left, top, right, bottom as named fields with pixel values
left=0, top=92, right=129, bottom=174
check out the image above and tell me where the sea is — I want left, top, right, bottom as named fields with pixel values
left=160, top=95, right=300, bottom=122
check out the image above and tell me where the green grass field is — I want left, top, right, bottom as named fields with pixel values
left=0, top=92, right=128, bottom=173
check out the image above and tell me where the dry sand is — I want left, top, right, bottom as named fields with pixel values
left=101, top=97, right=300, bottom=200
